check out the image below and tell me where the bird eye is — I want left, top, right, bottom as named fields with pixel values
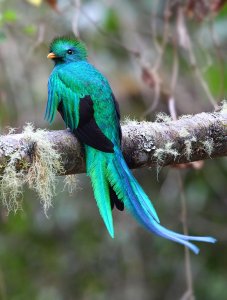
left=67, top=49, right=73, bottom=55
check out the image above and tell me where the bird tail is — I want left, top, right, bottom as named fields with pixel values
left=86, top=147, right=114, bottom=238
left=86, top=145, right=216, bottom=254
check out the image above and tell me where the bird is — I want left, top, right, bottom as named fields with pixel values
left=45, top=36, right=216, bottom=254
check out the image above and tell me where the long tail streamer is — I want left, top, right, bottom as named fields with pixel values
left=87, top=145, right=216, bottom=254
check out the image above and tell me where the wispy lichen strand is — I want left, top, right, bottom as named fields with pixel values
left=0, top=124, right=64, bottom=215
left=0, top=151, right=24, bottom=213
left=23, top=124, right=64, bottom=215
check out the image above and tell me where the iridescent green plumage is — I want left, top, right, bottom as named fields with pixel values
left=50, top=36, right=87, bottom=60
left=46, top=37, right=216, bottom=253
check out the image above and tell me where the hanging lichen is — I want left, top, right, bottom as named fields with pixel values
left=0, top=123, right=65, bottom=216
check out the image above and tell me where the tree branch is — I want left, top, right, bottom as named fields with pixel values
left=0, top=111, right=226, bottom=176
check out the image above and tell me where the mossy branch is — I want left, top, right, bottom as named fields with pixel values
left=0, top=110, right=226, bottom=176
left=0, top=109, right=226, bottom=213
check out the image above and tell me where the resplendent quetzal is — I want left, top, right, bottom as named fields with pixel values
left=45, top=37, right=216, bottom=254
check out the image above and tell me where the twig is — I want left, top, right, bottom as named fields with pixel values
left=78, top=7, right=140, bottom=57
left=141, top=0, right=171, bottom=116
left=26, top=23, right=45, bottom=61
left=178, top=172, right=195, bottom=300
left=177, top=8, right=218, bottom=109
left=208, top=17, right=225, bottom=99
left=151, top=0, right=170, bottom=71
left=166, top=42, right=194, bottom=299
left=72, top=0, right=81, bottom=37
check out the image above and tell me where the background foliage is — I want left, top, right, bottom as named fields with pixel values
left=0, top=0, right=227, bottom=299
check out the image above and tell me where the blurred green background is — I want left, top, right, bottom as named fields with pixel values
left=0, top=0, right=227, bottom=299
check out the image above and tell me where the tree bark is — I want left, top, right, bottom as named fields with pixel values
left=0, top=111, right=226, bottom=175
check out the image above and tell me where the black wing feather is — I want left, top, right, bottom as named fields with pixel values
left=58, top=95, right=114, bottom=153
left=76, top=96, right=114, bottom=152
left=74, top=119, right=114, bottom=152
left=58, top=94, right=124, bottom=210
left=112, top=93, right=122, bottom=142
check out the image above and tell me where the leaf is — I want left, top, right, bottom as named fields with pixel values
left=3, top=10, right=17, bottom=22
left=104, top=8, right=120, bottom=33
left=23, top=25, right=37, bottom=36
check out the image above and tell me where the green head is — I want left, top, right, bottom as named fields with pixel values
left=47, top=36, right=87, bottom=64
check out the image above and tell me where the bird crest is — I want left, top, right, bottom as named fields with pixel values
left=49, top=36, right=87, bottom=60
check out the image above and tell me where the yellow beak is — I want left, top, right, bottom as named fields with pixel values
left=47, top=52, right=57, bottom=59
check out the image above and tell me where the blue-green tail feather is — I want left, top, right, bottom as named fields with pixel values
left=106, top=146, right=216, bottom=254
left=87, top=150, right=114, bottom=238
left=86, top=144, right=216, bottom=253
